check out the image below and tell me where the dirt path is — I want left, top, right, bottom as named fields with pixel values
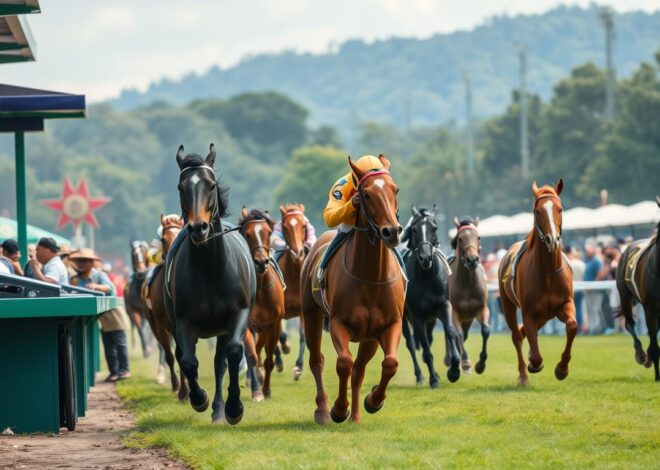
left=0, top=379, right=187, bottom=469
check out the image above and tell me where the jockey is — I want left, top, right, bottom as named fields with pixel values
left=147, top=225, right=163, bottom=265
left=271, top=213, right=317, bottom=257
left=319, top=154, right=405, bottom=272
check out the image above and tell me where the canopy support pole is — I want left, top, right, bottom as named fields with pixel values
left=14, top=131, right=27, bottom=258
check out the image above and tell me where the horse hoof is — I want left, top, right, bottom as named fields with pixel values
left=364, top=385, right=384, bottom=414
left=474, top=361, right=486, bottom=375
left=528, top=362, right=544, bottom=374
left=225, top=403, right=244, bottom=425
left=635, top=351, right=648, bottom=365
left=554, top=366, right=568, bottom=381
left=212, top=417, right=227, bottom=425
left=330, top=406, right=350, bottom=423
left=461, top=360, right=472, bottom=372
left=314, top=410, right=330, bottom=425
left=293, top=366, right=302, bottom=381
left=281, top=341, right=291, bottom=354
left=518, top=376, right=530, bottom=387
left=416, top=376, right=425, bottom=386
left=447, top=367, right=461, bottom=383
left=429, top=379, right=440, bottom=389
left=644, top=359, right=653, bottom=369
left=190, top=390, right=209, bottom=412
left=155, top=366, right=166, bottom=385
left=252, top=390, right=265, bottom=403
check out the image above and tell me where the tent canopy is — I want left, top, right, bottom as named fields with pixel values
left=0, top=215, right=71, bottom=247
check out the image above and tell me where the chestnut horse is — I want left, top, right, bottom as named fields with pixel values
left=498, top=180, right=577, bottom=386
left=448, top=216, right=490, bottom=374
left=301, top=155, right=405, bottom=424
left=615, top=196, right=660, bottom=381
left=278, top=203, right=309, bottom=379
left=125, top=241, right=152, bottom=358
left=239, top=208, right=286, bottom=398
left=143, top=214, right=189, bottom=400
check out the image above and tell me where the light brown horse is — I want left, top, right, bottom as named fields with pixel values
left=143, top=214, right=189, bottom=400
left=448, top=216, right=490, bottom=374
left=498, top=180, right=577, bottom=386
left=239, top=208, right=286, bottom=398
left=615, top=196, right=660, bottom=381
left=278, top=203, right=309, bottom=380
left=301, top=155, right=405, bottom=424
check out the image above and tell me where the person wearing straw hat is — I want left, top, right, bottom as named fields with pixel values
left=70, top=248, right=131, bottom=382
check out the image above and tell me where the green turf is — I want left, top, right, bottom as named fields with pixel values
left=115, top=332, right=659, bottom=469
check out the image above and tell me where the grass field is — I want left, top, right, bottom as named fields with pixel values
left=116, top=332, right=659, bottom=469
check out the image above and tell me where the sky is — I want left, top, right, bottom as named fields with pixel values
left=3, top=0, right=660, bottom=102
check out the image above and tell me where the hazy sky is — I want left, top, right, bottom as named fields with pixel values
left=3, top=0, right=659, bottom=101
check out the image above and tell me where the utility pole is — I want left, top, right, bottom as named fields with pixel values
left=463, top=72, right=475, bottom=176
left=600, top=6, right=616, bottom=121
left=518, top=45, right=529, bottom=179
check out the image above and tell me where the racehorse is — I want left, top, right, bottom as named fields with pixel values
left=498, top=180, right=577, bottom=386
left=165, top=144, right=256, bottom=424
left=239, top=208, right=286, bottom=398
left=143, top=214, right=188, bottom=400
left=615, top=196, right=660, bottom=382
left=448, top=216, right=491, bottom=374
left=301, top=155, right=406, bottom=424
left=401, top=205, right=461, bottom=388
left=125, top=240, right=152, bottom=358
left=277, top=203, right=309, bottom=379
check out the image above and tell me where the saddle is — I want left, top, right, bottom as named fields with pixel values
left=405, top=247, right=453, bottom=276
left=269, top=257, right=287, bottom=291
left=624, top=236, right=655, bottom=302
left=500, top=240, right=528, bottom=307
left=311, top=242, right=333, bottom=316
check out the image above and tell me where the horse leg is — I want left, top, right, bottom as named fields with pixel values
left=263, top=323, right=281, bottom=399
left=329, top=321, right=353, bottom=423
left=439, top=302, right=461, bottom=383
left=175, top=322, right=208, bottom=412
left=350, top=340, right=378, bottom=423
left=133, top=309, right=151, bottom=358
left=304, top=308, right=329, bottom=424
left=224, top=310, right=249, bottom=425
left=274, top=342, right=284, bottom=373
left=474, top=307, right=491, bottom=375
left=365, top=320, right=402, bottom=412
left=211, top=335, right=228, bottom=424
left=156, top=344, right=166, bottom=384
left=645, top=311, right=660, bottom=381
left=414, top=317, right=439, bottom=388
left=161, top=334, right=180, bottom=392
left=501, top=294, right=528, bottom=386
left=402, top=311, right=424, bottom=385
left=244, top=330, right=264, bottom=402
left=524, top=312, right=544, bottom=373
left=293, top=317, right=306, bottom=380
left=620, top=294, right=647, bottom=365
left=459, top=320, right=472, bottom=372
left=555, top=301, right=578, bottom=380
left=279, top=327, right=291, bottom=354
left=173, top=340, right=189, bottom=401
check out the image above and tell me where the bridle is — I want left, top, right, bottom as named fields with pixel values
left=456, top=224, right=481, bottom=269
left=533, top=193, right=563, bottom=252
left=240, top=219, right=272, bottom=260
left=354, top=169, right=399, bottom=246
left=410, top=214, right=436, bottom=257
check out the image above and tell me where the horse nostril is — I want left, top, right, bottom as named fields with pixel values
left=397, top=226, right=403, bottom=235
left=382, top=227, right=392, bottom=238
left=201, top=222, right=209, bottom=232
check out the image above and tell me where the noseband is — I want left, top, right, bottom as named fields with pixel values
left=354, top=169, right=398, bottom=245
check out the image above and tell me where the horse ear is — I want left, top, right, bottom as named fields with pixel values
left=474, top=217, right=480, bottom=227
left=176, top=145, right=185, bottom=169
left=279, top=204, right=286, bottom=216
left=656, top=196, right=660, bottom=208
left=454, top=216, right=460, bottom=228
left=206, top=143, right=216, bottom=167
left=300, top=203, right=305, bottom=212
left=349, top=156, right=365, bottom=181
left=432, top=204, right=437, bottom=213
left=241, top=206, right=248, bottom=219
left=411, top=205, right=420, bottom=216
left=160, top=213, right=165, bottom=226
left=378, top=154, right=391, bottom=170
left=555, top=178, right=564, bottom=195
left=531, top=180, right=539, bottom=195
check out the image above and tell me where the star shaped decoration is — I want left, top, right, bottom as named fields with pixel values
left=41, top=178, right=111, bottom=230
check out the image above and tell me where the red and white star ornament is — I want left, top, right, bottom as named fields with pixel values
left=41, top=178, right=111, bottom=230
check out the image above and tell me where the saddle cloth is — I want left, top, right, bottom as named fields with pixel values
left=269, top=256, right=287, bottom=291
left=500, top=240, right=528, bottom=307
left=311, top=242, right=332, bottom=316
left=141, top=264, right=163, bottom=310
left=624, top=236, right=655, bottom=302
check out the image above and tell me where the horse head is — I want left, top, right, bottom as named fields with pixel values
left=160, top=213, right=184, bottom=257
left=130, top=240, right=146, bottom=272
left=531, top=179, right=564, bottom=253
left=279, top=203, right=307, bottom=261
left=176, top=144, right=229, bottom=245
left=240, top=207, right=275, bottom=275
left=452, top=216, right=481, bottom=270
left=408, top=205, right=438, bottom=271
left=349, top=154, right=401, bottom=248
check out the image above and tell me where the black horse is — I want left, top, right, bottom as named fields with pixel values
left=165, top=144, right=256, bottom=424
left=401, top=205, right=461, bottom=387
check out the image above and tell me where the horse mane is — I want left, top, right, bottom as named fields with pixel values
left=161, top=214, right=184, bottom=228
left=526, top=185, right=559, bottom=247
left=238, top=209, right=275, bottom=230
left=282, top=203, right=305, bottom=213
left=451, top=216, right=478, bottom=250
left=179, top=153, right=230, bottom=218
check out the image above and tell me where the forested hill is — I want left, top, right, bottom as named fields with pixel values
left=113, top=5, right=660, bottom=131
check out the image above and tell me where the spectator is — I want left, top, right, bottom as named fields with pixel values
left=29, top=237, right=69, bottom=285
left=70, top=248, right=130, bottom=382
left=1, top=239, right=23, bottom=275
left=23, top=243, right=37, bottom=278
left=583, top=242, right=604, bottom=334
left=565, top=246, right=586, bottom=334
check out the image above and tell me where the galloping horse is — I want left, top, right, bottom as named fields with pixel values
left=143, top=214, right=188, bottom=400
left=165, top=144, right=256, bottom=424
left=125, top=241, right=152, bottom=358
left=448, top=216, right=491, bottom=374
left=401, top=205, right=461, bottom=388
left=277, top=203, right=309, bottom=379
left=301, top=155, right=406, bottom=424
left=615, top=196, right=660, bottom=381
left=239, top=208, right=286, bottom=397
left=498, top=180, right=577, bottom=386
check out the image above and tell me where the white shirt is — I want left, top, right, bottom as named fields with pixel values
left=0, top=260, right=11, bottom=274
left=42, top=256, right=69, bottom=285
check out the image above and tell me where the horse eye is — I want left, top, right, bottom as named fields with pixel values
left=363, top=192, right=370, bottom=200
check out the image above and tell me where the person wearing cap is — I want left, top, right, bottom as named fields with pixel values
left=70, top=248, right=130, bottom=382
left=1, top=239, right=23, bottom=275
left=29, top=237, right=69, bottom=285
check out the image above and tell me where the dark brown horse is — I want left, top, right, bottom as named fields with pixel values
left=448, top=217, right=490, bottom=374
left=277, top=203, right=309, bottom=380
left=125, top=240, right=152, bottom=358
left=498, top=180, right=577, bottom=386
left=301, top=155, right=405, bottom=424
left=239, top=208, right=286, bottom=398
left=143, top=214, right=188, bottom=400
left=615, top=196, right=660, bottom=382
